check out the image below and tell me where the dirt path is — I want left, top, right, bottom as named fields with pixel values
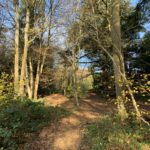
left=23, top=93, right=114, bottom=150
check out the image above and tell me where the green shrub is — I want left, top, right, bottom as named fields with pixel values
left=78, top=76, right=93, bottom=98
left=0, top=73, right=14, bottom=101
left=93, top=73, right=115, bottom=98
left=83, top=115, right=150, bottom=150
left=0, top=97, right=69, bottom=149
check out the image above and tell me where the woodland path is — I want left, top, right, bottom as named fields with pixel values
left=23, top=93, right=115, bottom=150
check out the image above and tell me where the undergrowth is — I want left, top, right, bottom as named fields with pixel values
left=0, top=97, right=69, bottom=149
left=83, top=114, right=150, bottom=150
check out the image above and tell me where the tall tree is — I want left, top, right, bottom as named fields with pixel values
left=19, top=4, right=30, bottom=96
left=111, top=0, right=127, bottom=119
left=13, top=0, right=20, bottom=95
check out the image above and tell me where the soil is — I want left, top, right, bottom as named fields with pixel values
left=22, top=93, right=114, bottom=150
left=22, top=93, right=150, bottom=150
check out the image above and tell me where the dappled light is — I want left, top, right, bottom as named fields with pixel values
left=0, top=0, right=150, bottom=149
left=22, top=92, right=114, bottom=150
left=45, top=94, right=69, bottom=106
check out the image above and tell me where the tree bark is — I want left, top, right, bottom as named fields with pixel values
left=111, top=0, right=128, bottom=119
left=33, top=0, right=50, bottom=99
left=34, top=61, right=40, bottom=99
left=29, top=57, right=34, bottom=98
left=26, top=65, right=32, bottom=99
left=19, top=6, right=30, bottom=96
left=33, top=48, right=47, bottom=99
left=72, top=47, right=79, bottom=106
left=13, top=0, right=20, bottom=95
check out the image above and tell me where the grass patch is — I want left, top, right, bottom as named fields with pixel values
left=83, top=115, right=150, bottom=150
left=0, top=97, right=69, bottom=149
left=78, top=75, right=93, bottom=98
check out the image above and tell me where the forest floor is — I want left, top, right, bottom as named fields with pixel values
left=23, top=93, right=150, bottom=150
left=23, top=92, right=115, bottom=150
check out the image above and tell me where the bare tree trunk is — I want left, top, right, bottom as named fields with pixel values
left=34, top=61, right=40, bottom=99
left=28, top=57, right=34, bottom=98
left=72, top=48, right=79, bottom=106
left=33, top=48, right=47, bottom=99
left=111, top=0, right=128, bottom=120
left=25, top=57, right=34, bottom=99
left=19, top=6, right=30, bottom=96
left=33, top=2, right=52, bottom=99
left=26, top=65, right=32, bottom=99
left=13, top=0, right=20, bottom=95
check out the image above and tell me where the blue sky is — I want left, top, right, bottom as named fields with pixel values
left=131, top=0, right=150, bottom=32
left=131, top=0, right=139, bottom=6
left=80, top=0, right=150, bottom=69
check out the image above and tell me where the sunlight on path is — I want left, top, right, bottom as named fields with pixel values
left=23, top=93, right=114, bottom=150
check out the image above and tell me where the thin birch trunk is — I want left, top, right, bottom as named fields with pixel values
left=13, top=0, right=20, bottom=95
left=26, top=65, right=32, bottom=99
left=33, top=11, right=52, bottom=99
left=34, top=61, right=40, bottom=99
left=19, top=6, right=30, bottom=96
left=33, top=48, right=47, bottom=99
left=33, top=1, right=50, bottom=99
left=29, top=57, right=34, bottom=98
left=72, top=48, right=79, bottom=106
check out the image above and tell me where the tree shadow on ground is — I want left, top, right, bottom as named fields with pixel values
left=22, top=93, right=115, bottom=150
left=22, top=93, right=150, bottom=150
left=0, top=98, right=70, bottom=149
